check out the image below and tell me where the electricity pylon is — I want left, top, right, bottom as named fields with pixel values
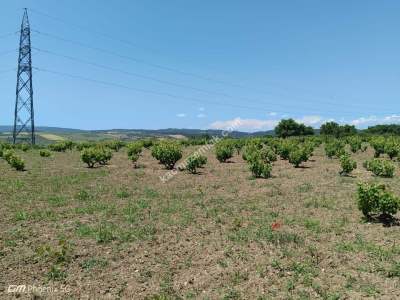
left=13, top=8, right=35, bottom=144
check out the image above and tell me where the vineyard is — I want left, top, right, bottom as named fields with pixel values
left=1, top=135, right=400, bottom=299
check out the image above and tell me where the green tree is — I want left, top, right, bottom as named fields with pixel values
left=275, top=119, right=314, bottom=138
left=320, top=122, right=356, bottom=137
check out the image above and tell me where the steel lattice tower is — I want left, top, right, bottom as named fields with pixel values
left=13, top=8, right=35, bottom=144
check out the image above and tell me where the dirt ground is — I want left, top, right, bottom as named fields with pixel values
left=0, top=146, right=399, bottom=299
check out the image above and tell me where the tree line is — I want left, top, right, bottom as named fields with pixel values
left=274, top=119, right=400, bottom=138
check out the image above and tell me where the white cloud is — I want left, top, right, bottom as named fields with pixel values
left=295, top=115, right=323, bottom=126
left=209, top=115, right=328, bottom=132
left=210, top=117, right=279, bottom=131
left=198, top=107, right=205, bottom=111
left=383, top=114, right=400, bottom=122
left=268, top=112, right=277, bottom=116
left=349, top=116, right=377, bottom=126
left=209, top=114, right=400, bottom=132
left=176, top=113, right=186, bottom=118
left=197, top=113, right=206, bottom=118
left=349, top=115, right=400, bottom=127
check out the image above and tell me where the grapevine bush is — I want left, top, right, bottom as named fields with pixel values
left=39, top=149, right=52, bottom=157
left=3, top=150, right=25, bottom=171
left=127, top=141, right=143, bottom=167
left=3, top=149, right=15, bottom=162
left=141, top=139, right=154, bottom=149
left=357, top=182, right=400, bottom=217
left=363, top=159, right=395, bottom=178
left=129, top=153, right=139, bottom=168
left=348, top=136, right=362, bottom=153
left=127, top=142, right=143, bottom=157
left=259, top=147, right=277, bottom=163
left=81, top=147, right=112, bottom=168
left=96, top=147, right=113, bottom=165
left=48, top=142, right=68, bottom=152
left=242, top=144, right=260, bottom=162
left=248, top=158, right=272, bottom=178
left=302, top=141, right=315, bottom=158
left=277, top=140, right=296, bottom=160
left=151, top=141, right=182, bottom=169
left=9, top=155, right=25, bottom=171
left=215, top=140, right=234, bottom=163
left=104, top=140, right=125, bottom=152
left=339, top=153, right=357, bottom=176
left=325, top=140, right=345, bottom=158
left=186, top=154, right=207, bottom=174
left=370, top=137, right=386, bottom=158
left=384, top=139, right=399, bottom=160
left=19, top=143, right=30, bottom=152
left=288, top=147, right=309, bottom=168
left=75, top=141, right=94, bottom=151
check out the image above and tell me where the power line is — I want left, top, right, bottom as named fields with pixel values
left=0, top=68, right=16, bottom=74
left=31, top=30, right=387, bottom=113
left=33, top=66, right=324, bottom=114
left=27, top=9, right=333, bottom=100
left=0, top=49, right=18, bottom=57
left=28, top=8, right=161, bottom=54
left=31, top=29, right=225, bottom=81
left=32, top=47, right=240, bottom=96
left=32, top=67, right=283, bottom=112
left=33, top=47, right=370, bottom=114
left=0, top=32, right=17, bottom=39
left=27, top=9, right=393, bottom=111
left=34, top=67, right=398, bottom=117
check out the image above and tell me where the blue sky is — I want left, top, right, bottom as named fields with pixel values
left=0, top=0, right=399, bottom=131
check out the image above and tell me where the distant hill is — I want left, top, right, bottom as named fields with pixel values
left=0, top=126, right=84, bottom=133
left=91, top=128, right=275, bottom=138
left=0, top=125, right=275, bottom=142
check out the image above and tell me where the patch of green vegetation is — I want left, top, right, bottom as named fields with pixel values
left=387, top=261, right=400, bottom=278
left=116, top=187, right=131, bottom=199
left=303, top=218, right=321, bottom=233
left=75, top=222, right=116, bottom=243
left=4, top=228, right=29, bottom=248
left=330, top=216, right=349, bottom=235
left=47, top=265, right=67, bottom=281
left=296, top=182, right=313, bottom=193
left=47, top=195, right=67, bottom=206
left=46, top=171, right=108, bottom=193
left=80, top=258, right=109, bottom=270
left=360, top=282, right=380, bottom=297
left=227, top=212, right=303, bottom=246
left=75, top=201, right=116, bottom=216
left=144, top=187, right=159, bottom=198
left=344, top=274, right=357, bottom=290
left=75, top=221, right=156, bottom=244
left=35, top=239, right=72, bottom=282
left=218, top=259, right=228, bottom=268
left=230, top=270, right=249, bottom=285
left=30, top=209, right=58, bottom=221
left=335, top=234, right=400, bottom=260
left=14, top=210, right=28, bottom=221
left=123, top=199, right=150, bottom=223
left=222, top=288, right=241, bottom=300
left=304, top=196, right=334, bottom=210
left=75, top=189, right=93, bottom=201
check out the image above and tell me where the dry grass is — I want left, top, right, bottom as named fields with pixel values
left=0, top=146, right=399, bottom=299
left=37, top=133, right=66, bottom=141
